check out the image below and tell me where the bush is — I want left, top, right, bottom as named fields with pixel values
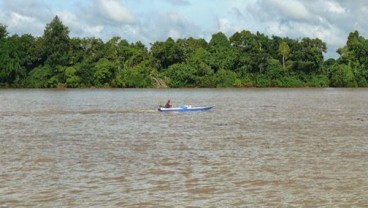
left=306, top=74, right=329, bottom=87
left=165, top=63, right=197, bottom=88
left=117, top=65, right=153, bottom=88
left=329, top=64, right=357, bottom=87
left=214, top=69, right=238, bottom=88
left=274, top=76, right=304, bottom=87
left=253, top=74, right=270, bottom=87
left=24, top=65, right=53, bottom=88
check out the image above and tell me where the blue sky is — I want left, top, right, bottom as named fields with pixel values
left=1, top=0, right=367, bottom=58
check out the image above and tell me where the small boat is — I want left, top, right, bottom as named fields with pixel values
left=158, top=105, right=214, bottom=112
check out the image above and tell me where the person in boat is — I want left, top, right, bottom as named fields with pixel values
left=164, top=99, right=172, bottom=108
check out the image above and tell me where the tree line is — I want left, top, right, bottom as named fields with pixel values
left=0, top=16, right=367, bottom=88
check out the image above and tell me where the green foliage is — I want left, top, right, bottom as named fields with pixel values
left=305, top=74, right=329, bottom=87
left=214, top=69, right=238, bottom=88
left=94, top=58, right=115, bottom=87
left=290, top=38, right=326, bottom=75
left=0, top=40, right=22, bottom=85
left=80, top=37, right=105, bottom=63
left=207, top=32, right=238, bottom=71
left=24, top=65, right=53, bottom=88
left=64, top=66, right=80, bottom=88
left=195, top=62, right=215, bottom=87
left=117, top=65, right=153, bottom=88
left=353, top=66, right=368, bottom=87
left=231, top=31, right=271, bottom=73
left=279, top=41, right=290, bottom=70
left=252, top=74, right=269, bottom=88
left=68, top=38, right=85, bottom=65
left=329, top=64, right=357, bottom=87
left=125, top=41, right=153, bottom=68
left=104, top=36, right=120, bottom=61
left=0, top=23, right=8, bottom=40
left=3, top=15, right=368, bottom=88
left=265, top=58, right=284, bottom=81
left=15, top=34, right=43, bottom=72
left=76, top=61, right=96, bottom=87
left=337, top=31, right=368, bottom=87
left=165, top=63, right=197, bottom=88
left=151, top=38, right=186, bottom=69
left=274, top=76, right=304, bottom=88
left=42, top=16, right=70, bottom=67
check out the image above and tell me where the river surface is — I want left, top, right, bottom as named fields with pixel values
left=1, top=88, right=368, bottom=207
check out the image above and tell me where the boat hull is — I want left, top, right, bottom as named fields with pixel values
left=158, top=105, right=214, bottom=112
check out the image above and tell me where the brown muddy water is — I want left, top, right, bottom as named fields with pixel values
left=1, top=88, right=368, bottom=207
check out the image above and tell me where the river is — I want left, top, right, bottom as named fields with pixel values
left=1, top=88, right=368, bottom=207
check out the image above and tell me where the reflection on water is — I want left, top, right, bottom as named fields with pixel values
left=1, top=89, right=368, bottom=207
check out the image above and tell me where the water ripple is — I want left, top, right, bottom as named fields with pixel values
left=1, top=89, right=368, bottom=207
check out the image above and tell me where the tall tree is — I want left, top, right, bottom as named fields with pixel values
left=337, top=31, right=368, bottom=86
left=230, top=30, right=256, bottom=51
left=42, top=16, right=70, bottom=67
left=0, top=23, right=8, bottom=40
left=80, top=37, right=104, bottom=63
left=207, top=32, right=237, bottom=71
left=230, top=30, right=270, bottom=73
left=291, top=38, right=326, bottom=74
left=16, top=34, right=44, bottom=72
left=329, top=63, right=357, bottom=87
left=94, top=58, right=115, bottom=86
left=0, top=37, right=23, bottom=85
left=151, top=37, right=185, bottom=69
left=279, top=41, right=290, bottom=70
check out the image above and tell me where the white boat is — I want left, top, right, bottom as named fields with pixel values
left=158, top=105, right=214, bottom=112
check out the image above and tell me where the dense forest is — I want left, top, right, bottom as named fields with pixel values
left=1, top=16, right=368, bottom=88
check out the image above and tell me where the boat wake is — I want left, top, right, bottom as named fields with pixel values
left=1, top=109, right=158, bottom=117
left=78, top=109, right=158, bottom=114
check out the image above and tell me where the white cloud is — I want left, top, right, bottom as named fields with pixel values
left=159, top=0, right=190, bottom=6
left=168, top=29, right=181, bottom=39
left=324, top=0, right=346, bottom=14
left=9, top=12, right=34, bottom=26
left=1, top=0, right=368, bottom=59
left=95, top=0, right=135, bottom=24
left=267, top=0, right=311, bottom=21
left=138, top=11, right=202, bottom=42
left=4, top=12, right=44, bottom=36
left=57, top=11, right=104, bottom=38
left=217, top=18, right=240, bottom=35
left=0, top=0, right=51, bottom=36
left=242, top=0, right=368, bottom=58
left=1, top=0, right=52, bottom=22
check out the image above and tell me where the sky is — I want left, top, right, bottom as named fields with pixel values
left=0, top=0, right=367, bottom=58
